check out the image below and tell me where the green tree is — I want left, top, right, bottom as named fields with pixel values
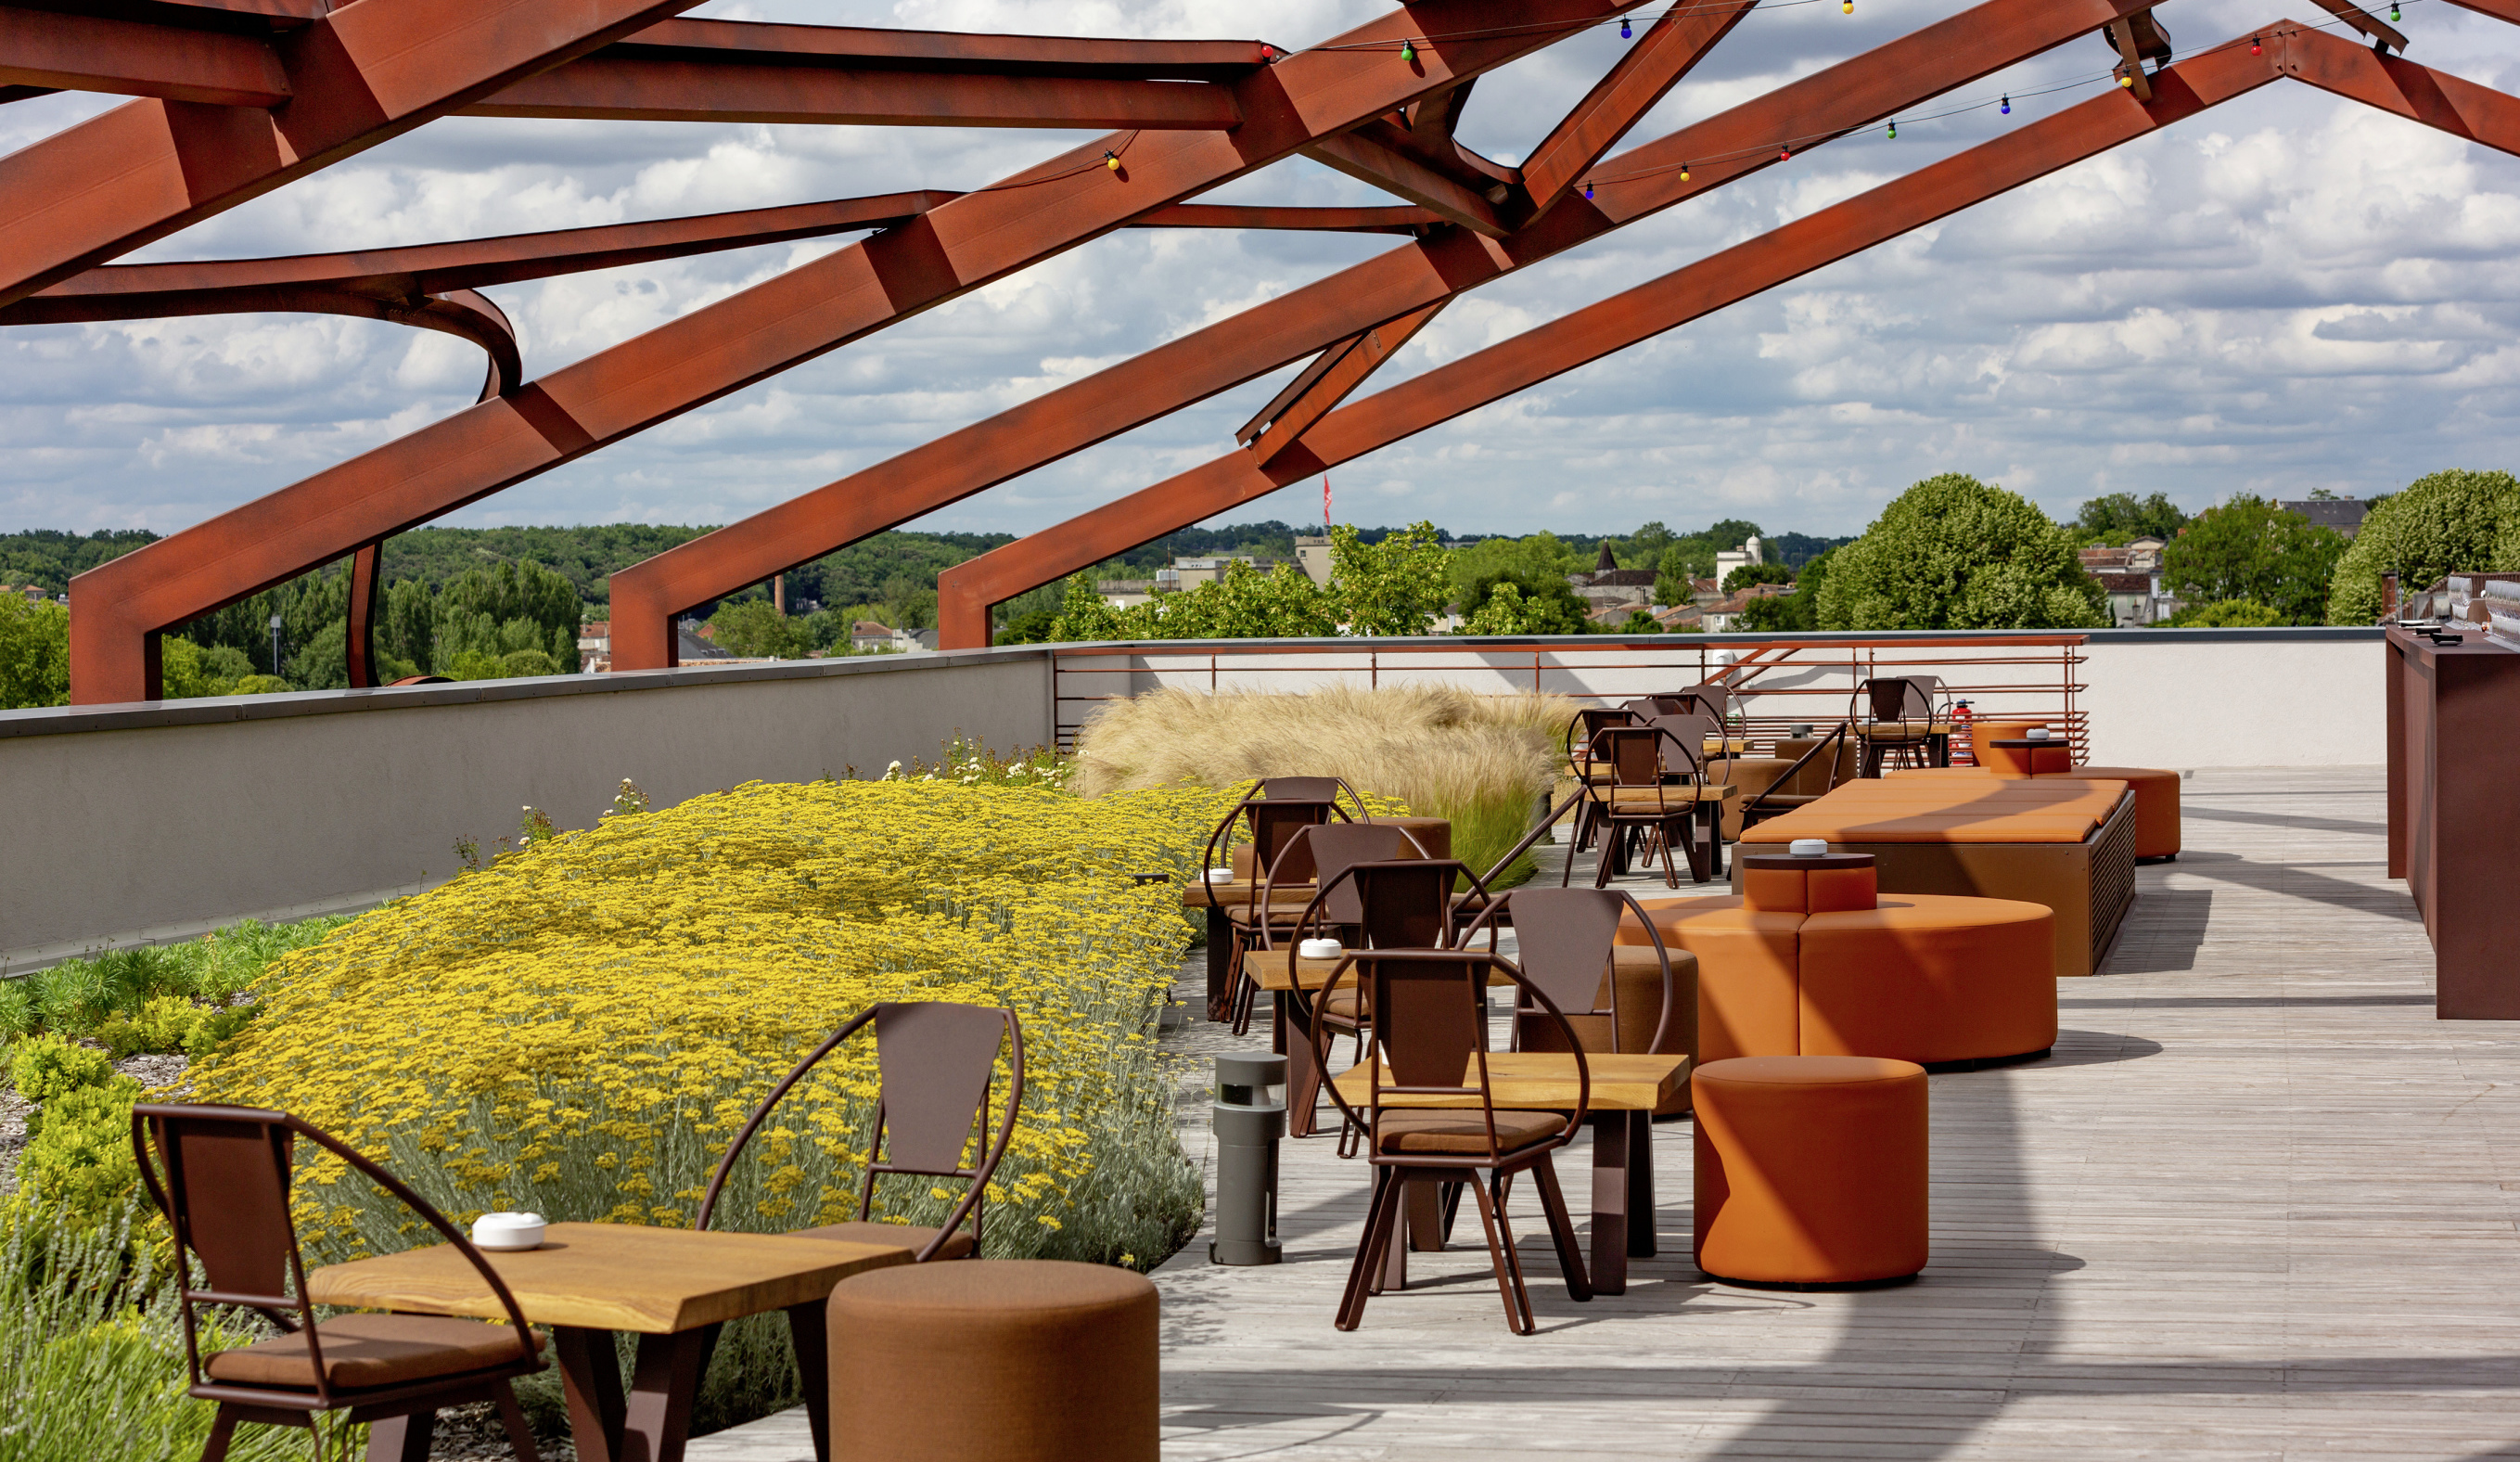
left=1046, top=561, right=1337, bottom=642
left=2159, top=598, right=2285, bottom=627
left=1721, top=562, right=1794, bottom=594
left=161, top=639, right=250, bottom=698
left=2073, top=491, right=2191, bottom=545
left=706, top=598, right=812, bottom=658
left=0, top=596, right=70, bottom=709
left=1447, top=532, right=1584, bottom=614
left=1456, top=571, right=1594, bottom=635
left=1328, top=521, right=1450, bottom=635
left=1735, top=550, right=1833, bottom=632
left=2327, top=468, right=2520, bottom=624
left=2158, top=495, right=2346, bottom=624
left=1817, top=474, right=2108, bottom=630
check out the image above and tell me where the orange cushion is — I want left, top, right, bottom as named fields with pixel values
left=205, top=1314, right=538, bottom=1391
left=1619, top=899, right=1803, bottom=1062
left=1375, top=1109, right=1566, bottom=1155
left=2060, top=767, right=2181, bottom=858
left=1796, top=894, right=2056, bottom=1064
left=1692, top=1056, right=1928, bottom=1285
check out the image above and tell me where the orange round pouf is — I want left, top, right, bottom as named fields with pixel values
left=825, top=1259, right=1158, bottom=1462
left=1693, top=1056, right=1928, bottom=1286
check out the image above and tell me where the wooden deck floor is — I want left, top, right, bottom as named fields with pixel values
left=698, top=767, right=2520, bottom=1460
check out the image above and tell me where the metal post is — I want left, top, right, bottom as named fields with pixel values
left=1209, top=1052, right=1286, bottom=1265
left=268, top=611, right=282, bottom=675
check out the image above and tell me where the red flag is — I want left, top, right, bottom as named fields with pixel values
left=1323, top=474, right=1332, bottom=529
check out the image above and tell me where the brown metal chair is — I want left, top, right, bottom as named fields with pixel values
left=1313, top=948, right=1591, bottom=1334
left=1232, top=820, right=1428, bottom=1035
left=130, top=1103, right=544, bottom=1462
left=1465, top=888, right=1679, bottom=1059
left=1856, top=675, right=1949, bottom=776
left=1199, top=784, right=1352, bottom=1020
left=697, top=1002, right=1023, bottom=1263
left=1561, top=707, right=1635, bottom=857
left=1741, top=720, right=1854, bottom=828
left=1573, top=723, right=1718, bottom=887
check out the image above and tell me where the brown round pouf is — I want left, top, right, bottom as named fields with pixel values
left=1693, top=1056, right=1928, bottom=1286
left=825, top=1259, right=1158, bottom=1462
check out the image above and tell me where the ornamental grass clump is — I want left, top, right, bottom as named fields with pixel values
left=1071, top=685, right=1570, bottom=885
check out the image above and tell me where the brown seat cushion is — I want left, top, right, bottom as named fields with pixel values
left=204, top=1313, right=538, bottom=1391
left=792, top=1221, right=977, bottom=1261
left=1373, top=1109, right=1564, bottom=1155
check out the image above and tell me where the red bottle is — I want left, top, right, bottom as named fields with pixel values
left=1951, top=699, right=1975, bottom=766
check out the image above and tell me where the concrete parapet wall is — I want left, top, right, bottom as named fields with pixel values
left=0, top=651, right=1054, bottom=970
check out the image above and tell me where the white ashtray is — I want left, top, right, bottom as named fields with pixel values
left=2026, top=727, right=2052, bottom=741
left=1789, top=839, right=1829, bottom=857
left=1205, top=867, right=1235, bottom=882
left=1298, top=938, right=1346, bottom=959
left=471, top=1212, right=546, bottom=1250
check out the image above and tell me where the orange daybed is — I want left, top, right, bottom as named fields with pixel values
left=1889, top=719, right=2181, bottom=860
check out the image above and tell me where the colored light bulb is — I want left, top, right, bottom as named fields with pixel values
left=1779, top=146, right=1792, bottom=160
left=1843, top=0, right=1853, bottom=12
left=1887, top=120, right=1898, bottom=138
left=2390, top=2, right=2400, bottom=19
left=1103, top=150, right=1120, bottom=171
left=2250, top=34, right=2262, bottom=53
left=2118, top=72, right=2133, bottom=86
left=1584, top=184, right=1595, bottom=199
left=1680, top=163, right=1691, bottom=181
left=1620, top=17, right=1632, bottom=38
left=2001, top=94, right=2012, bottom=115
left=1401, top=40, right=1415, bottom=61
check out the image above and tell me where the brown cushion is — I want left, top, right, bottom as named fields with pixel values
left=826, top=1260, right=1158, bottom=1462
left=1373, top=1109, right=1564, bottom=1155
left=204, top=1313, right=538, bottom=1391
left=792, top=1221, right=977, bottom=1261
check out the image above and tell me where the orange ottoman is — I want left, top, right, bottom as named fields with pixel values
left=1798, top=893, right=2056, bottom=1065
left=825, top=1259, right=1158, bottom=1461
left=1693, top=1056, right=1928, bottom=1286
left=1616, top=897, right=1802, bottom=1062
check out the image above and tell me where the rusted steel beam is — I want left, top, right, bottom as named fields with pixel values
left=1302, top=125, right=1512, bottom=235
left=937, top=27, right=2501, bottom=648
left=470, top=57, right=1246, bottom=130
left=0, top=0, right=702, bottom=310
left=1521, top=1, right=1755, bottom=212
left=345, top=540, right=382, bottom=689
left=619, top=0, right=2159, bottom=665
left=595, top=18, right=1273, bottom=81
left=2303, top=0, right=2410, bottom=50
left=0, top=6, right=291, bottom=107
left=1240, top=300, right=1448, bottom=466
left=1141, top=203, right=1439, bottom=233
left=69, top=0, right=1647, bottom=701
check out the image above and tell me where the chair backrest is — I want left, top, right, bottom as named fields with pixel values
left=1347, top=859, right=1467, bottom=950
left=1564, top=707, right=1633, bottom=763
left=1672, top=684, right=1733, bottom=725
left=1259, top=776, right=1346, bottom=804
left=1862, top=676, right=1938, bottom=724
left=1247, top=800, right=1339, bottom=883
left=1273, top=822, right=1414, bottom=925
left=1480, top=888, right=1676, bottom=1056
left=1591, top=725, right=1699, bottom=789
left=1315, top=950, right=1588, bottom=1164
left=697, top=1001, right=1024, bottom=1262
left=132, top=1103, right=537, bottom=1406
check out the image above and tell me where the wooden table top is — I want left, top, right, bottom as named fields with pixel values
left=1181, top=878, right=1317, bottom=910
left=306, top=1223, right=910, bottom=1335
left=1331, top=1052, right=1689, bottom=1112
left=1246, top=943, right=1680, bottom=994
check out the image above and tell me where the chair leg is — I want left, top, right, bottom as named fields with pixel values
left=493, top=1381, right=542, bottom=1462
left=1338, top=1170, right=1404, bottom=1330
left=1466, top=1173, right=1534, bottom=1335
left=199, top=1407, right=240, bottom=1462
left=1657, top=822, right=1683, bottom=889
left=365, top=1410, right=436, bottom=1462
left=1530, top=1154, right=1593, bottom=1302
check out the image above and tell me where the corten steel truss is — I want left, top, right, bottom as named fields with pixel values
left=935, top=23, right=2520, bottom=645
left=9, top=0, right=2516, bottom=697
left=49, top=0, right=1652, bottom=701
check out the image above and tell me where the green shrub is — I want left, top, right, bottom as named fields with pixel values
left=11, top=1032, right=112, bottom=1104
left=14, top=1076, right=144, bottom=1222
left=1, top=1202, right=322, bottom=1461
left=0, top=980, right=33, bottom=1040
left=2328, top=469, right=2520, bottom=624
left=2160, top=598, right=2287, bottom=628
left=96, top=996, right=250, bottom=1060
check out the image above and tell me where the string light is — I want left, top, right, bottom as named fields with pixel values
left=2117, top=71, right=2133, bottom=86
left=1260, top=45, right=1276, bottom=60
left=1887, top=119, right=1898, bottom=138
left=1400, top=39, right=1415, bottom=61
left=1103, top=149, right=1121, bottom=172
left=1842, top=0, right=1853, bottom=12
left=2390, top=1, right=2400, bottom=18
left=2000, top=94, right=2012, bottom=115
left=2250, top=34, right=2262, bottom=52
left=1779, top=145, right=1792, bottom=160
left=1620, top=17, right=1632, bottom=38
left=1584, top=183, right=1595, bottom=199
left=1680, top=162, right=1691, bottom=181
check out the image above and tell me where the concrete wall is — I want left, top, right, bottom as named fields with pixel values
left=2079, top=631, right=2383, bottom=766
left=1, top=650, right=1054, bottom=970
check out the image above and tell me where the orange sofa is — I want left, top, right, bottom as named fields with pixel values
left=1733, top=776, right=2137, bottom=977
left=1614, top=853, right=2055, bottom=1067
left=1903, top=719, right=2180, bottom=860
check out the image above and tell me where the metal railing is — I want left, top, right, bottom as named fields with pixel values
left=1051, top=634, right=2090, bottom=761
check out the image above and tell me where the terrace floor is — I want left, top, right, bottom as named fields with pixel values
left=698, top=766, right=2520, bottom=1461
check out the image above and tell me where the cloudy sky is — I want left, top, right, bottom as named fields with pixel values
left=6, top=0, right=2520, bottom=546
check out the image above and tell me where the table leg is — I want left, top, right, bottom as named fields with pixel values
left=365, top=1411, right=434, bottom=1462
left=1205, top=907, right=1232, bottom=1020
left=620, top=1326, right=720, bottom=1462
left=1588, top=1112, right=1632, bottom=1295
left=1625, top=1110, right=1657, bottom=1260
left=1407, top=1180, right=1444, bottom=1252
left=785, top=1302, right=830, bottom=1462
left=553, top=1327, right=626, bottom=1462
